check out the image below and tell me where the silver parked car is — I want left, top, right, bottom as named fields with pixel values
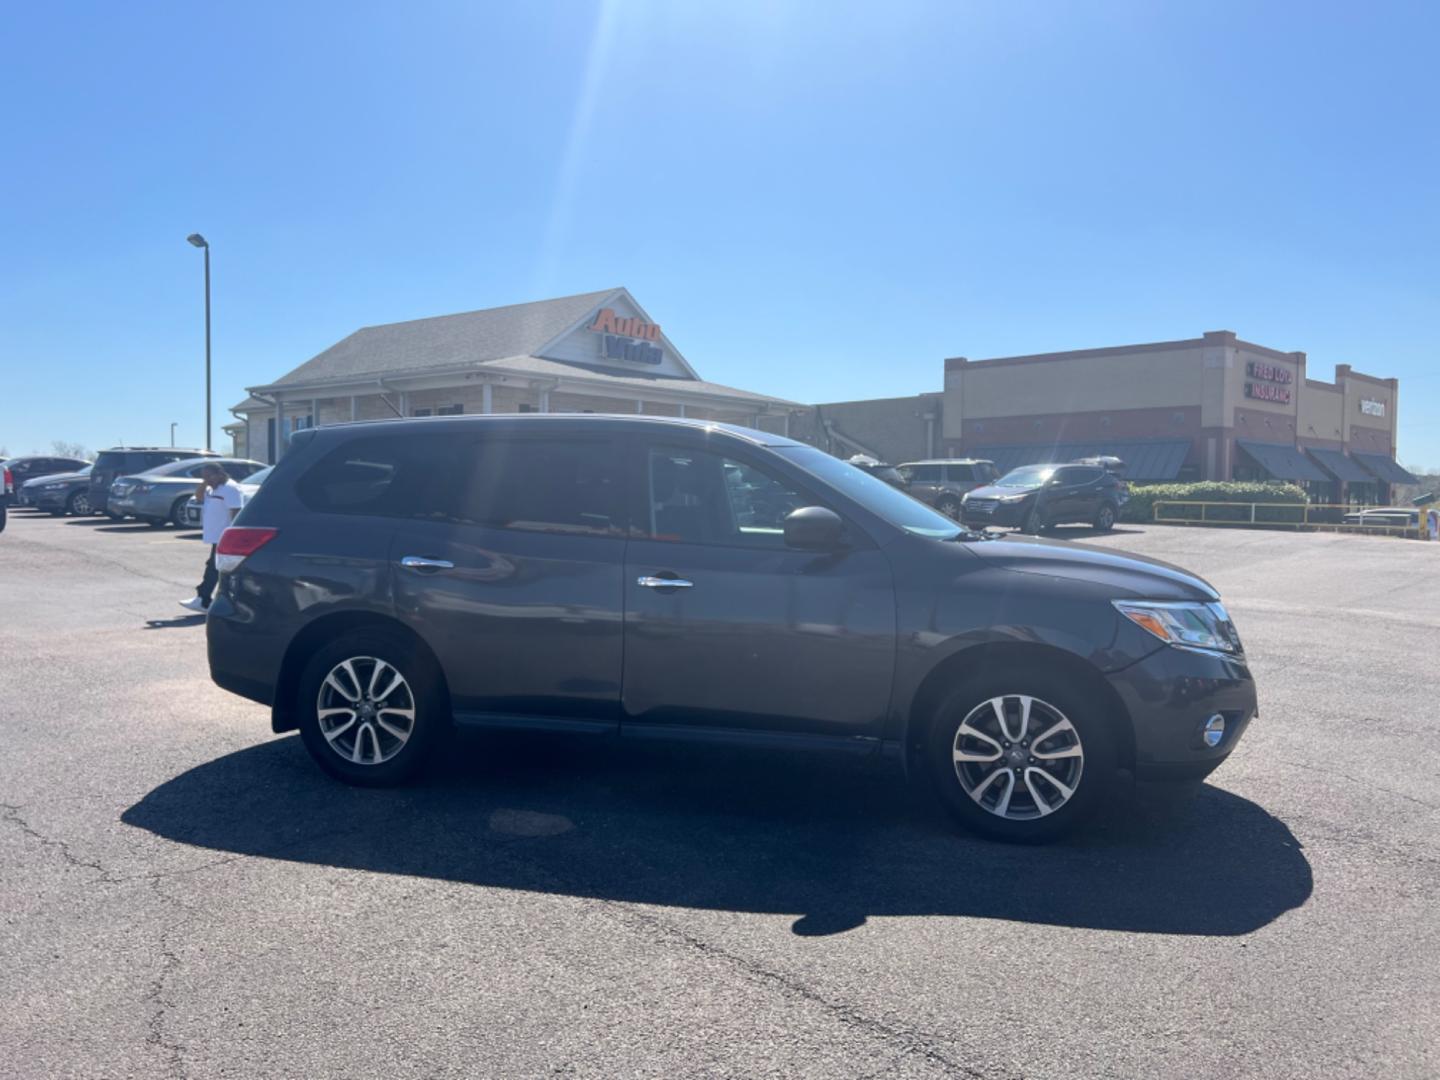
left=108, top=457, right=266, bottom=527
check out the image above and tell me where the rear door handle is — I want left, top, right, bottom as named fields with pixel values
left=400, top=555, right=455, bottom=572
left=637, top=575, right=694, bottom=589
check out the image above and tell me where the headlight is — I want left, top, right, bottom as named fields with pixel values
left=1113, top=600, right=1242, bottom=656
left=999, top=492, right=1030, bottom=502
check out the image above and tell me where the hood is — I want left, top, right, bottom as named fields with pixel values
left=966, top=482, right=1038, bottom=500
left=969, top=535, right=1219, bottom=601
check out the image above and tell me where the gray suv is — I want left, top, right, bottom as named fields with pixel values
left=206, top=415, right=1255, bottom=842
left=897, top=459, right=999, bottom=517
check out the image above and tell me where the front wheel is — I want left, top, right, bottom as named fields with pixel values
left=1093, top=502, right=1117, bottom=532
left=170, top=497, right=191, bottom=528
left=1019, top=504, right=1047, bottom=534
left=67, top=490, right=91, bottom=516
left=296, top=630, right=448, bottom=786
left=936, top=495, right=961, bottom=518
left=927, top=666, right=1117, bottom=841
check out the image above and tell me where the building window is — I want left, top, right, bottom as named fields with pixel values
left=436, top=404, right=464, bottom=416
left=413, top=408, right=433, bottom=418
left=518, top=404, right=535, bottom=413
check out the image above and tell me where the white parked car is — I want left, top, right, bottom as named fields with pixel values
left=181, top=465, right=273, bottom=528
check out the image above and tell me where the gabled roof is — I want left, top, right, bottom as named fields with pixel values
left=259, top=288, right=623, bottom=390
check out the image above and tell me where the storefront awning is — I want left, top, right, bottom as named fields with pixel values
left=1351, top=452, right=1418, bottom=485
left=1305, top=447, right=1371, bottom=483
left=969, top=439, right=1191, bottom=481
left=1236, top=440, right=1328, bottom=483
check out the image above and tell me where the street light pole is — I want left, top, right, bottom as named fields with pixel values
left=186, top=234, right=212, bottom=450
left=170, top=422, right=177, bottom=448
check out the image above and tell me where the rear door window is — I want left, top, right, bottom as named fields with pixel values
left=943, top=463, right=973, bottom=482
left=909, top=464, right=942, bottom=483
left=455, top=438, right=626, bottom=536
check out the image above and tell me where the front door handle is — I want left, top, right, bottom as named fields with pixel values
left=637, top=575, right=694, bottom=589
left=400, top=555, right=455, bottom=572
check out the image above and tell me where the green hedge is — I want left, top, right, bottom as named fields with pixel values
left=1122, top=481, right=1308, bottom=524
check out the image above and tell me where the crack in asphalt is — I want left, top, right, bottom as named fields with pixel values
left=1275, top=760, right=1440, bottom=813
left=0, top=802, right=126, bottom=884
left=142, top=876, right=193, bottom=1079
left=474, top=833, right=1005, bottom=1080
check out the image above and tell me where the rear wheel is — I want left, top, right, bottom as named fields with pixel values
left=66, top=490, right=91, bottom=516
left=927, top=665, right=1117, bottom=842
left=296, top=630, right=447, bottom=786
left=170, top=497, right=191, bottom=528
left=1093, top=502, right=1117, bottom=532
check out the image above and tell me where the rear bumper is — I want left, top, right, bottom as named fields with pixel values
left=1109, top=645, right=1256, bottom=781
left=206, top=593, right=281, bottom=708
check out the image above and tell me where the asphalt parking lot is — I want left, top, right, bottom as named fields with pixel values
left=2, top=510, right=1438, bottom=1079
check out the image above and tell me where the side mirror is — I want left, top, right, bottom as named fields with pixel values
left=783, top=506, right=846, bottom=550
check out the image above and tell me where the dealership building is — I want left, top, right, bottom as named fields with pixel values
left=229, top=288, right=804, bottom=463
left=941, top=330, right=1414, bottom=500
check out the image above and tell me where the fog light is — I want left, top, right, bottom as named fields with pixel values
left=1202, top=714, right=1226, bottom=748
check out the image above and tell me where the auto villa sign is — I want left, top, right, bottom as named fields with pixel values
left=588, top=308, right=663, bottom=365
left=1244, top=359, right=1293, bottom=404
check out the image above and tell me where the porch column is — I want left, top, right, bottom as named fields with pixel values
left=635, top=399, right=644, bottom=413
left=782, top=411, right=790, bottom=437
left=678, top=404, right=686, bottom=418
left=398, top=391, right=410, bottom=416
left=539, top=388, right=550, bottom=413
left=482, top=383, right=493, bottom=414
left=275, top=392, right=287, bottom=458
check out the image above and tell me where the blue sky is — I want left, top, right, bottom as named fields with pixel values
left=2, top=1, right=1437, bottom=466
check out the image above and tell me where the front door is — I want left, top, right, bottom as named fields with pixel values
left=622, top=441, right=896, bottom=738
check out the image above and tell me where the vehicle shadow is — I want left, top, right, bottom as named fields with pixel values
left=1050, top=525, right=1147, bottom=540
left=123, top=735, right=1311, bottom=938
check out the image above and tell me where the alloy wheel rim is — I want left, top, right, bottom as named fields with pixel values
left=315, top=656, right=417, bottom=765
left=72, top=494, right=90, bottom=514
left=952, top=694, right=1084, bottom=820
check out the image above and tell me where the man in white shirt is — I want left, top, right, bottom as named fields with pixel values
left=179, top=464, right=243, bottom=612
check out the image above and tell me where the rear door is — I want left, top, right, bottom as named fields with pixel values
left=1049, top=466, right=1104, bottom=522
left=621, top=439, right=896, bottom=738
left=385, top=431, right=629, bottom=729
left=905, top=464, right=943, bottom=504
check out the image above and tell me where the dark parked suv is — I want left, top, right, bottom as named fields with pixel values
left=90, top=447, right=218, bottom=518
left=962, top=463, right=1128, bottom=533
left=207, top=416, right=1254, bottom=841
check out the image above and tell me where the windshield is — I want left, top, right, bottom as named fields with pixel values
left=782, top=445, right=963, bottom=539
left=996, top=465, right=1057, bottom=488
left=246, top=465, right=275, bottom=486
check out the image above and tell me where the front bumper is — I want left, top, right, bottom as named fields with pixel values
left=961, top=499, right=1031, bottom=529
left=31, top=490, right=70, bottom=510
left=1109, top=644, right=1256, bottom=781
left=108, top=495, right=139, bottom=516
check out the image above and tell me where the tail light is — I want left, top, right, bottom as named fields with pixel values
left=215, top=527, right=277, bottom=573
left=2, top=467, right=11, bottom=496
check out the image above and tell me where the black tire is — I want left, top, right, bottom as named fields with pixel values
left=1093, top=502, right=1117, bottom=532
left=142, top=515, right=165, bottom=527
left=0, top=505, right=6, bottom=533
left=66, top=490, right=91, bottom=516
left=170, top=497, right=191, bottom=528
left=1020, top=504, right=1047, bottom=534
left=296, top=629, right=448, bottom=787
left=936, top=495, right=961, bottom=518
left=926, top=665, right=1118, bottom=842
left=105, top=511, right=123, bottom=522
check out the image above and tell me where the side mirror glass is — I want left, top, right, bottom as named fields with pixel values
left=783, top=506, right=846, bottom=550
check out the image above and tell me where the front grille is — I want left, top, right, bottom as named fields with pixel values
left=966, top=498, right=999, bottom=513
